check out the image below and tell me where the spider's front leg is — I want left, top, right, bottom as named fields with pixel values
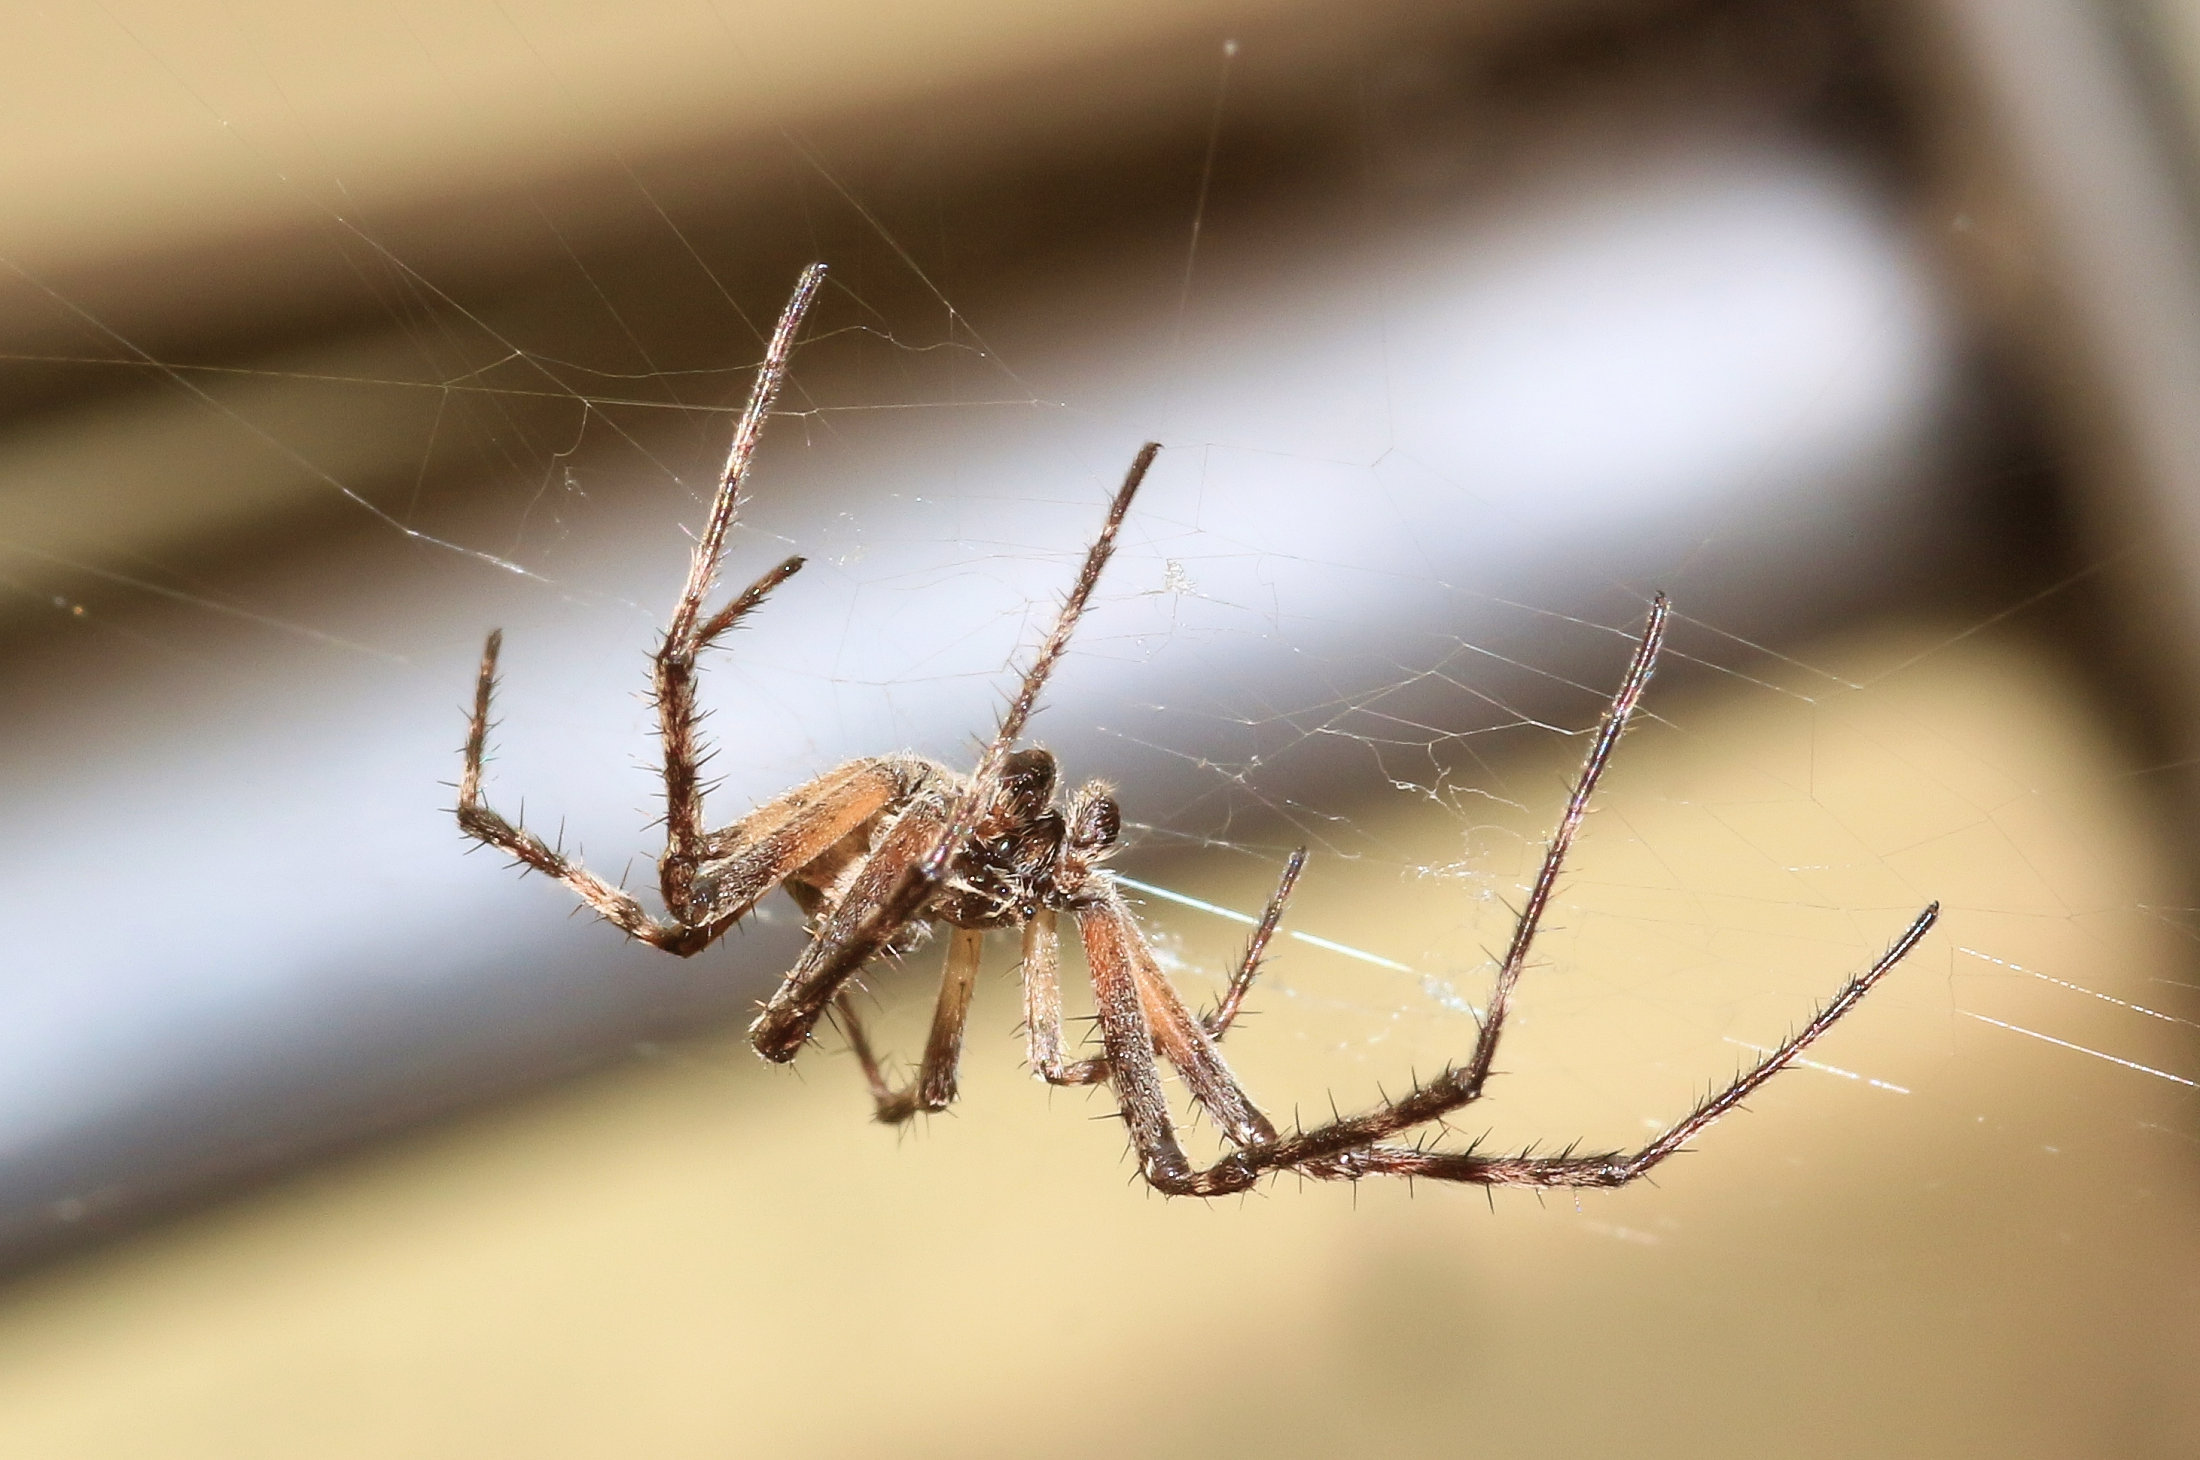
left=644, top=263, right=832, bottom=931
left=457, top=265, right=840, bottom=953
left=755, top=789, right=1006, bottom=1120
left=457, top=630, right=688, bottom=949
left=458, top=628, right=917, bottom=954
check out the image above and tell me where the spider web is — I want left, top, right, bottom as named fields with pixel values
left=3, top=4, right=2200, bottom=1457
left=0, top=0, right=2191, bottom=1332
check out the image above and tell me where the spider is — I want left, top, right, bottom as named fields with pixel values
left=456, top=262, right=1940, bottom=1197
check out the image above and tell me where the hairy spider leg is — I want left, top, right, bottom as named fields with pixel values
left=833, top=926, right=986, bottom=1122
left=459, top=627, right=911, bottom=954
left=655, top=263, right=826, bottom=917
left=744, top=442, right=1163, bottom=1061
left=1141, top=901, right=1938, bottom=1196
left=1081, top=888, right=1278, bottom=1147
left=460, top=263, right=931, bottom=954
left=1021, top=848, right=1307, bottom=1088
left=457, top=628, right=687, bottom=948
left=1200, top=846, right=1307, bottom=1039
left=1064, top=597, right=1939, bottom=1195
left=747, top=787, right=957, bottom=1060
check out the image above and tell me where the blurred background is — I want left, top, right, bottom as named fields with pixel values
left=1, top=0, right=2198, bottom=1454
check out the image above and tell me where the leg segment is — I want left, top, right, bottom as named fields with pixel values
left=1022, top=849, right=1307, bottom=1088
left=835, top=927, right=986, bottom=1122
left=679, top=757, right=913, bottom=933
left=651, top=266, right=826, bottom=919
left=458, top=630, right=686, bottom=949
left=460, top=631, right=910, bottom=955
left=654, top=554, right=806, bottom=919
left=749, top=793, right=954, bottom=1061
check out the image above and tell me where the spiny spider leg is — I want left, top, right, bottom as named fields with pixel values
left=749, top=789, right=955, bottom=1059
left=1201, top=846, right=1306, bottom=1039
left=834, top=926, right=986, bottom=1122
left=1181, top=901, right=1939, bottom=1195
left=460, top=631, right=905, bottom=953
left=1024, top=848, right=1307, bottom=1089
left=457, top=630, right=686, bottom=948
left=1070, top=597, right=1938, bottom=1196
left=1088, top=889, right=1277, bottom=1146
left=459, top=266, right=886, bottom=954
left=1324, top=903, right=1941, bottom=1187
left=655, top=263, right=825, bottom=917
left=748, top=442, right=1163, bottom=1057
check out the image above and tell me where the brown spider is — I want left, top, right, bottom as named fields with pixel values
left=457, top=263, right=1939, bottom=1198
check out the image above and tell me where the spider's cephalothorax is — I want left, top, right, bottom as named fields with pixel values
left=928, top=748, right=1122, bottom=929
left=457, top=263, right=1939, bottom=1196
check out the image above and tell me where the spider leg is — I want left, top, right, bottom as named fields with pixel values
left=790, top=443, right=1162, bottom=1014
left=655, top=553, right=806, bottom=918
left=749, top=792, right=954, bottom=1061
left=1081, top=891, right=1277, bottom=1148
left=457, top=630, right=688, bottom=949
left=651, top=265, right=825, bottom=916
left=1201, top=847, right=1307, bottom=1039
left=458, top=267, right=836, bottom=952
left=1077, top=889, right=1304, bottom=1188
left=1215, top=900, right=1941, bottom=1192
left=1084, top=894, right=1197, bottom=1187
left=1023, top=849, right=1305, bottom=1089
left=1021, top=910, right=1105, bottom=1085
left=833, top=926, right=986, bottom=1122
left=461, top=631, right=915, bottom=953
left=671, top=755, right=916, bottom=941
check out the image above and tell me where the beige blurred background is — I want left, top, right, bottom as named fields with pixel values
left=0, top=0, right=2198, bottom=1455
